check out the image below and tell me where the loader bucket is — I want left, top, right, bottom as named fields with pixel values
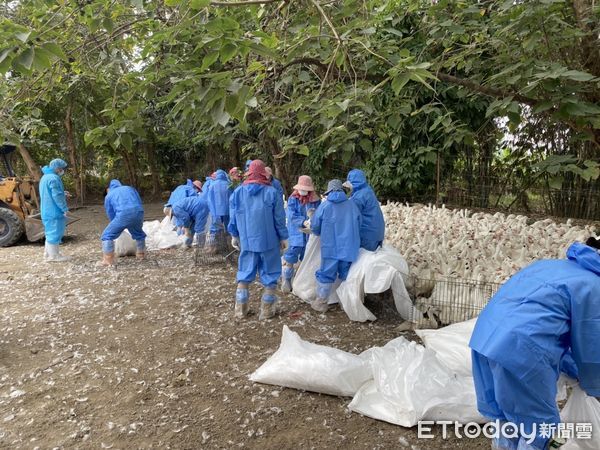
left=24, top=214, right=44, bottom=242
left=24, top=213, right=81, bottom=242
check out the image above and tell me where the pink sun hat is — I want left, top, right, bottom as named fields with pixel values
left=293, top=175, right=316, bottom=192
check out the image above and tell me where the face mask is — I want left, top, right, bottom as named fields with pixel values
left=299, top=190, right=308, bottom=196
left=57, top=169, right=65, bottom=177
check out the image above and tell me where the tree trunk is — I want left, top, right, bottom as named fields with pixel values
left=17, top=143, right=41, bottom=181
left=229, top=139, right=241, bottom=168
left=79, top=148, right=86, bottom=205
left=64, top=102, right=82, bottom=203
left=266, top=135, right=289, bottom=193
left=144, top=140, right=161, bottom=197
left=478, top=128, right=493, bottom=208
left=464, top=144, right=474, bottom=207
left=130, top=148, right=141, bottom=188
left=120, top=150, right=137, bottom=187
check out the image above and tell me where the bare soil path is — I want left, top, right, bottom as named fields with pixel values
left=0, top=204, right=488, bottom=449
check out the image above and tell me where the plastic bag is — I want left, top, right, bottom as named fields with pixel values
left=348, top=337, right=485, bottom=427
left=415, top=319, right=476, bottom=376
left=336, top=244, right=420, bottom=323
left=335, top=256, right=374, bottom=321
left=560, top=384, right=600, bottom=450
left=114, top=230, right=137, bottom=256
left=250, top=326, right=372, bottom=397
left=292, top=235, right=341, bottom=305
left=143, top=216, right=186, bottom=250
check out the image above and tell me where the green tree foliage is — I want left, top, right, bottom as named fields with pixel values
left=1, top=0, right=599, bottom=216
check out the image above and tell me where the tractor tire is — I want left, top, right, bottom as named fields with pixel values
left=0, top=207, right=24, bottom=247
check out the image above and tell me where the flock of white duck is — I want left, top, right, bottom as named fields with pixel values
left=380, top=203, right=597, bottom=325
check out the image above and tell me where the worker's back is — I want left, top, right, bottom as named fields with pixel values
left=228, top=183, right=286, bottom=253
left=470, top=241, right=600, bottom=395
left=105, top=180, right=143, bottom=217
left=347, top=169, right=384, bottom=249
left=208, top=170, right=231, bottom=217
left=312, top=191, right=361, bottom=262
left=173, top=194, right=208, bottom=218
left=166, top=180, right=196, bottom=207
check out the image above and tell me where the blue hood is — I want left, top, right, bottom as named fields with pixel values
left=41, top=165, right=54, bottom=175
left=245, top=160, right=253, bottom=171
left=185, top=179, right=193, bottom=187
left=247, top=183, right=265, bottom=196
left=567, top=242, right=600, bottom=276
left=347, top=169, right=367, bottom=191
left=109, top=179, right=122, bottom=190
left=215, top=169, right=228, bottom=181
left=327, top=190, right=347, bottom=203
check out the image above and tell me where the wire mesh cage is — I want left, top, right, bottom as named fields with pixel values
left=406, top=276, right=501, bottom=329
left=193, top=230, right=239, bottom=267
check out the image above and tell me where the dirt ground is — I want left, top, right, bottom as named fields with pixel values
left=0, top=203, right=489, bottom=449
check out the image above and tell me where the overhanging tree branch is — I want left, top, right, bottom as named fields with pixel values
left=210, top=0, right=279, bottom=5
left=279, top=57, right=328, bottom=73
left=435, top=72, right=599, bottom=148
left=435, top=72, right=538, bottom=107
left=307, top=0, right=340, bottom=42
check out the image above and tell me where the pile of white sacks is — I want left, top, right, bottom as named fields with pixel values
left=251, top=324, right=600, bottom=449
left=114, top=217, right=185, bottom=256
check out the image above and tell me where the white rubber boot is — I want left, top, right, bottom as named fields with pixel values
left=259, top=289, right=277, bottom=320
left=235, top=285, right=249, bottom=319
left=235, top=302, right=249, bottom=319
left=99, top=252, right=115, bottom=266
left=311, top=282, right=331, bottom=312
left=281, top=266, right=294, bottom=293
left=46, top=243, right=70, bottom=262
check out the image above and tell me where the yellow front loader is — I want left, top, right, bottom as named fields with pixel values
left=0, top=144, right=77, bottom=247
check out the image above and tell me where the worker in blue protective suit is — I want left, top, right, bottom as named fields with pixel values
left=470, top=238, right=600, bottom=450
left=310, top=179, right=361, bottom=312
left=164, top=179, right=202, bottom=233
left=100, top=179, right=146, bottom=266
left=228, top=159, right=288, bottom=320
left=171, top=194, right=210, bottom=249
left=165, top=179, right=201, bottom=209
left=205, top=172, right=216, bottom=190
left=39, top=158, right=70, bottom=262
left=265, top=166, right=285, bottom=201
left=281, top=175, right=321, bottom=293
left=344, top=169, right=385, bottom=251
left=206, top=169, right=232, bottom=253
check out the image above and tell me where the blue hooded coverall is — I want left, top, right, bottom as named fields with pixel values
left=228, top=183, right=288, bottom=290
left=101, top=180, right=146, bottom=253
left=166, top=180, right=197, bottom=208
left=172, top=195, right=210, bottom=246
left=204, top=177, right=214, bottom=194
left=311, top=191, right=361, bottom=286
left=39, top=164, right=69, bottom=244
left=470, top=242, right=600, bottom=450
left=271, top=177, right=285, bottom=200
left=347, top=169, right=385, bottom=251
left=207, top=169, right=231, bottom=235
left=283, top=196, right=321, bottom=264
left=166, top=180, right=198, bottom=231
